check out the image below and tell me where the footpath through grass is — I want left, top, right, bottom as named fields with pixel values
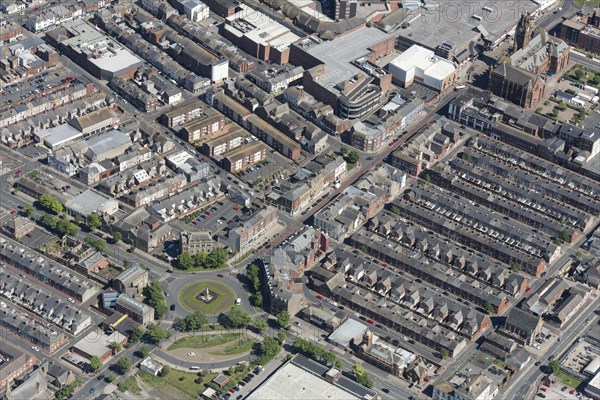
left=209, top=337, right=256, bottom=356
left=167, top=333, right=242, bottom=351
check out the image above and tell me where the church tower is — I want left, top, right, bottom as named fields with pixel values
left=514, top=12, right=533, bottom=53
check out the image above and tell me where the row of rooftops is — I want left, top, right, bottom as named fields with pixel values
left=312, top=264, right=468, bottom=354
left=465, top=143, right=600, bottom=215
left=0, top=236, right=98, bottom=301
left=389, top=195, right=546, bottom=273
left=0, top=302, right=67, bottom=349
left=0, top=267, right=92, bottom=334
left=368, top=211, right=527, bottom=297
left=348, top=229, right=509, bottom=312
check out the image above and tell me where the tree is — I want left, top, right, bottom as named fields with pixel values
left=110, top=342, right=122, bottom=354
left=209, top=247, right=228, bottom=267
left=257, top=337, right=281, bottom=363
left=55, top=380, right=81, bottom=400
left=113, top=231, right=122, bottom=243
left=227, top=305, right=250, bottom=328
left=138, top=346, right=150, bottom=358
left=424, top=174, right=431, bottom=184
left=575, top=69, right=586, bottom=81
left=276, top=311, right=291, bottom=330
left=347, top=150, right=360, bottom=164
left=24, top=204, right=34, bottom=216
left=90, top=356, right=102, bottom=372
left=390, top=205, right=401, bottom=215
left=87, top=213, right=102, bottom=230
left=510, top=263, right=522, bottom=272
left=250, top=292, right=263, bottom=307
left=116, top=357, right=131, bottom=375
left=85, top=237, right=106, bottom=252
left=559, top=230, right=570, bottom=242
left=484, top=301, right=495, bottom=314
left=41, top=214, right=57, bottom=229
left=340, top=145, right=349, bottom=155
left=123, top=259, right=131, bottom=268
left=65, top=222, right=78, bottom=236
left=440, top=348, right=449, bottom=358
left=39, top=194, right=63, bottom=214
left=129, top=326, right=144, bottom=343
left=74, top=214, right=83, bottom=224
left=177, top=311, right=208, bottom=331
left=464, top=152, right=472, bottom=161
left=159, top=365, right=171, bottom=377
left=253, top=317, right=268, bottom=332
left=178, top=252, right=195, bottom=270
left=277, top=331, right=287, bottom=344
left=549, top=359, right=561, bottom=374
left=352, top=363, right=374, bottom=388
left=144, top=324, right=170, bottom=344
left=143, top=281, right=167, bottom=319
left=334, top=359, right=343, bottom=369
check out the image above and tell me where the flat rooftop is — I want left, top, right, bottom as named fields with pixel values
left=247, top=355, right=377, bottom=400
left=397, top=0, right=540, bottom=51
left=298, top=27, right=391, bottom=87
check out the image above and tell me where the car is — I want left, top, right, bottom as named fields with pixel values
left=192, top=220, right=199, bottom=225
left=537, top=394, right=546, bottom=399
left=570, top=389, right=576, bottom=394
left=217, top=273, right=224, bottom=278
left=239, top=381, right=246, bottom=387
left=236, top=396, right=243, bottom=400
left=67, top=298, right=74, bottom=303
left=10, top=209, right=16, bottom=214
left=187, top=352, right=196, bottom=357
left=204, top=211, right=211, bottom=215
left=301, top=211, right=308, bottom=215
left=247, top=373, right=254, bottom=379
left=31, top=346, right=39, bottom=352
left=540, top=387, right=547, bottom=392
left=97, top=374, right=105, bottom=381
left=170, top=304, right=176, bottom=311
left=229, top=388, right=236, bottom=394
left=526, top=287, right=532, bottom=292
left=561, top=386, right=568, bottom=392
left=243, top=377, right=251, bottom=383
left=234, top=385, right=241, bottom=391
left=315, top=295, right=324, bottom=300
left=367, top=319, right=374, bottom=324
left=15, top=170, right=21, bottom=175
left=89, top=387, right=96, bottom=394
left=233, top=206, right=240, bottom=211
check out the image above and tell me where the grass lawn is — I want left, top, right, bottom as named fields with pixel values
left=167, top=333, right=242, bottom=351
left=556, top=369, right=583, bottom=389
left=178, top=280, right=235, bottom=315
left=209, top=337, right=256, bottom=356
left=494, top=359, right=506, bottom=368
left=117, top=376, right=141, bottom=395
left=139, top=369, right=217, bottom=399
left=575, top=0, right=600, bottom=7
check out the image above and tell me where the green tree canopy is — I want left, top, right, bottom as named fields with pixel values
left=177, top=311, right=208, bottom=332
left=143, top=281, right=167, bottom=319
left=276, top=311, right=291, bottom=330
left=144, top=324, right=170, bottom=344
left=129, top=326, right=144, bottom=343
left=24, top=204, right=34, bottom=216
left=549, top=359, right=561, bottom=374
left=352, top=363, right=374, bottom=388
left=39, top=194, right=63, bottom=214
left=178, top=252, right=195, bottom=270
left=226, top=305, right=250, bottom=328
left=113, top=231, right=122, bottom=243
left=116, top=357, right=131, bottom=375
left=90, top=356, right=102, bottom=372
left=253, top=317, right=268, bottom=332
left=87, top=213, right=102, bottom=230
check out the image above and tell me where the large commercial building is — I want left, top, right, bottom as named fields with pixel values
left=290, top=27, right=395, bottom=120
left=179, top=231, right=217, bottom=255
left=46, top=20, right=142, bottom=80
left=388, top=45, right=458, bottom=91
left=247, top=355, right=380, bottom=400
left=115, top=294, right=155, bottom=326
left=560, top=10, right=600, bottom=54
left=223, top=4, right=300, bottom=64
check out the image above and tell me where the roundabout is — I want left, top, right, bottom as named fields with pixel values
left=178, top=280, right=236, bottom=315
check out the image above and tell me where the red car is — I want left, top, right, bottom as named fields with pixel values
left=233, top=206, right=240, bottom=211
left=10, top=209, right=16, bottom=214
left=367, top=319, right=375, bottom=325
left=526, top=287, right=532, bottom=292
left=15, top=170, right=21, bottom=175
left=540, top=387, right=547, bottom=392
left=204, top=210, right=211, bottom=215
left=570, top=390, right=576, bottom=395
left=192, top=220, right=198, bottom=225
left=315, top=295, right=324, bottom=300
left=229, top=388, right=236, bottom=394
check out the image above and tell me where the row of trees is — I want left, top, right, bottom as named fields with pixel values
left=293, top=337, right=342, bottom=369
left=352, top=363, right=374, bottom=388
left=39, top=214, right=78, bottom=236
left=177, top=248, right=228, bottom=270
left=143, top=281, right=167, bottom=319
left=176, top=311, right=208, bottom=331
left=255, top=336, right=281, bottom=365
left=85, top=236, right=107, bottom=252
left=128, top=324, right=171, bottom=344
left=39, top=194, right=63, bottom=214
left=246, top=264, right=263, bottom=308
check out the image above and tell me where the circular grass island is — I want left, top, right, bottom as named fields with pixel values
left=178, top=280, right=236, bottom=315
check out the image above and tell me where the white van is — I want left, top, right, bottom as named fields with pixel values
left=236, top=298, right=241, bottom=305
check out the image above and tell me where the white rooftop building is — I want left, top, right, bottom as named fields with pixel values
left=388, top=45, right=457, bottom=91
